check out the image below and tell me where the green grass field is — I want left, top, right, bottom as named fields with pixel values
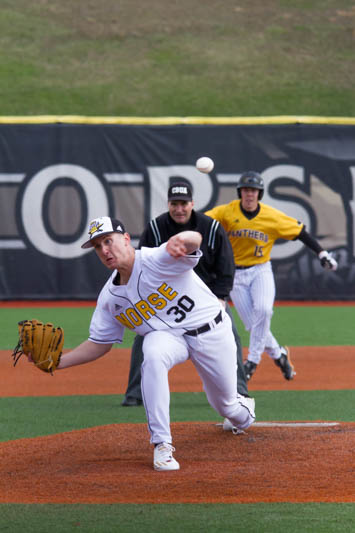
left=1, top=503, right=354, bottom=533
left=0, top=304, right=354, bottom=531
left=1, top=304, right=354, bottom=349
left=0, top=0, right=354, bottom=117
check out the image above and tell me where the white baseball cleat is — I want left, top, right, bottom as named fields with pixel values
left=153, top=442, right=180, bottom=471
left=222, top=418, right=245, bottom=435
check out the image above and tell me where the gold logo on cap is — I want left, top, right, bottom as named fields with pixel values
left=88, top=220, right=104, bottom=238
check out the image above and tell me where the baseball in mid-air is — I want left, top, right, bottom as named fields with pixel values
left=196, top=156, right=214, bottom=173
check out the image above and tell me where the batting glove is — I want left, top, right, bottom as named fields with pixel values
left=318, top=250, right=338, bottom=271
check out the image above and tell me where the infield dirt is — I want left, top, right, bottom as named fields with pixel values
left=2, top=346, right=355, bottom=396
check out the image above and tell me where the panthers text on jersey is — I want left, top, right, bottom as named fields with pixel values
left=205, top=200, right=303, bottom=266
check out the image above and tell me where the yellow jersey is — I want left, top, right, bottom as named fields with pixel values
left=205, top=200, right=303, bottom=266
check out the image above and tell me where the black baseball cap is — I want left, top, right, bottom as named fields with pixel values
left=168, top=182, right=193, bottom=201
left=81, top=216, right=126, bottom=249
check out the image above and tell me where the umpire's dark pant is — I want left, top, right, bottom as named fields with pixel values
left=122, top=305, right=249, bottom=403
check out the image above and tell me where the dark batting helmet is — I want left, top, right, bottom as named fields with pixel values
left=236, top=171, right=264, bottom=199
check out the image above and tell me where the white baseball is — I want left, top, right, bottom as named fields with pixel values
left=196, top=156, right=214, bottom=174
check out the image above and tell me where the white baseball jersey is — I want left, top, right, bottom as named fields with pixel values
left=89, top=243, right=221, bottom=344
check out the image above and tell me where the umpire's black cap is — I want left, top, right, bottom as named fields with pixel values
left=81, top=216, right=126, bottom=249
left=168, top=182, right=193, bottom=201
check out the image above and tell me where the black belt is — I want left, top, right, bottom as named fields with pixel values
left=235, top=265, right=253, bottom=270
left=185, top=311, right=222, bottom=337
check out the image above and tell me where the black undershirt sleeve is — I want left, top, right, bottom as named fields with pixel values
left=295, top=226, right=323, bottom=254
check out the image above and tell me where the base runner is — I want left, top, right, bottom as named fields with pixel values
left=206, top=171, right=338, bottom=381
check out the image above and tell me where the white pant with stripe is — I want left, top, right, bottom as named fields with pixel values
left=230, top=261, right=282, bottom=364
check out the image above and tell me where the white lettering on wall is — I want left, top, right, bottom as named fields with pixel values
left=21, top=164, right=109, bottom=258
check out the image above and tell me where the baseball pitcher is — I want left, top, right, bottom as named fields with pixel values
left=24, top=216, right=256, bottom=472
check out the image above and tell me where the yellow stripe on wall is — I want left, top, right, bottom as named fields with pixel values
left=0, top=116, right=354, bottom=125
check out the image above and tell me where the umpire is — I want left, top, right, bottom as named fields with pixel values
left=122, top=179, right=249, bottom=406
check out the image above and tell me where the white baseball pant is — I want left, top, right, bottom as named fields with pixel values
left=230, top=261, right=282, bottom=364
left=140, top=311, right=254, bottom=444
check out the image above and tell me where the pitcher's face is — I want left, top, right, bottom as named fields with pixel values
left=93, top=232, right=131, bottom=270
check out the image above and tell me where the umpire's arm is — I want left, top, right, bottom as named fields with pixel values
left=208, top=224, right=235, bottom=300
left=138, top=220, right=159, bottom=249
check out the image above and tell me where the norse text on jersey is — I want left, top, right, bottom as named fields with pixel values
left=115, top=282, right=195, bottom=329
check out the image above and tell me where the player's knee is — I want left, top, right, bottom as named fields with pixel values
left=142, top=342, right=173, bottom=372
left=142, top=346, right=164, bottom=365
left=253, top=305, right=273, bottom=322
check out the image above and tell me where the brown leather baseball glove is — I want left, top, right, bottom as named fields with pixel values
left=12, top=319, right=64, bottom=374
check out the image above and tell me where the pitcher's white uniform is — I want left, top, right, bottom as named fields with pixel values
left=89, top=242, right=255, bottom=444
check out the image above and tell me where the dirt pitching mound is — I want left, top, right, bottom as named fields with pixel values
left=0, top=421, right=354, bottom=504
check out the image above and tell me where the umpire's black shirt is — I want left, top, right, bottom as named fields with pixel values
left=138, top=210, right=235, bottom=300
